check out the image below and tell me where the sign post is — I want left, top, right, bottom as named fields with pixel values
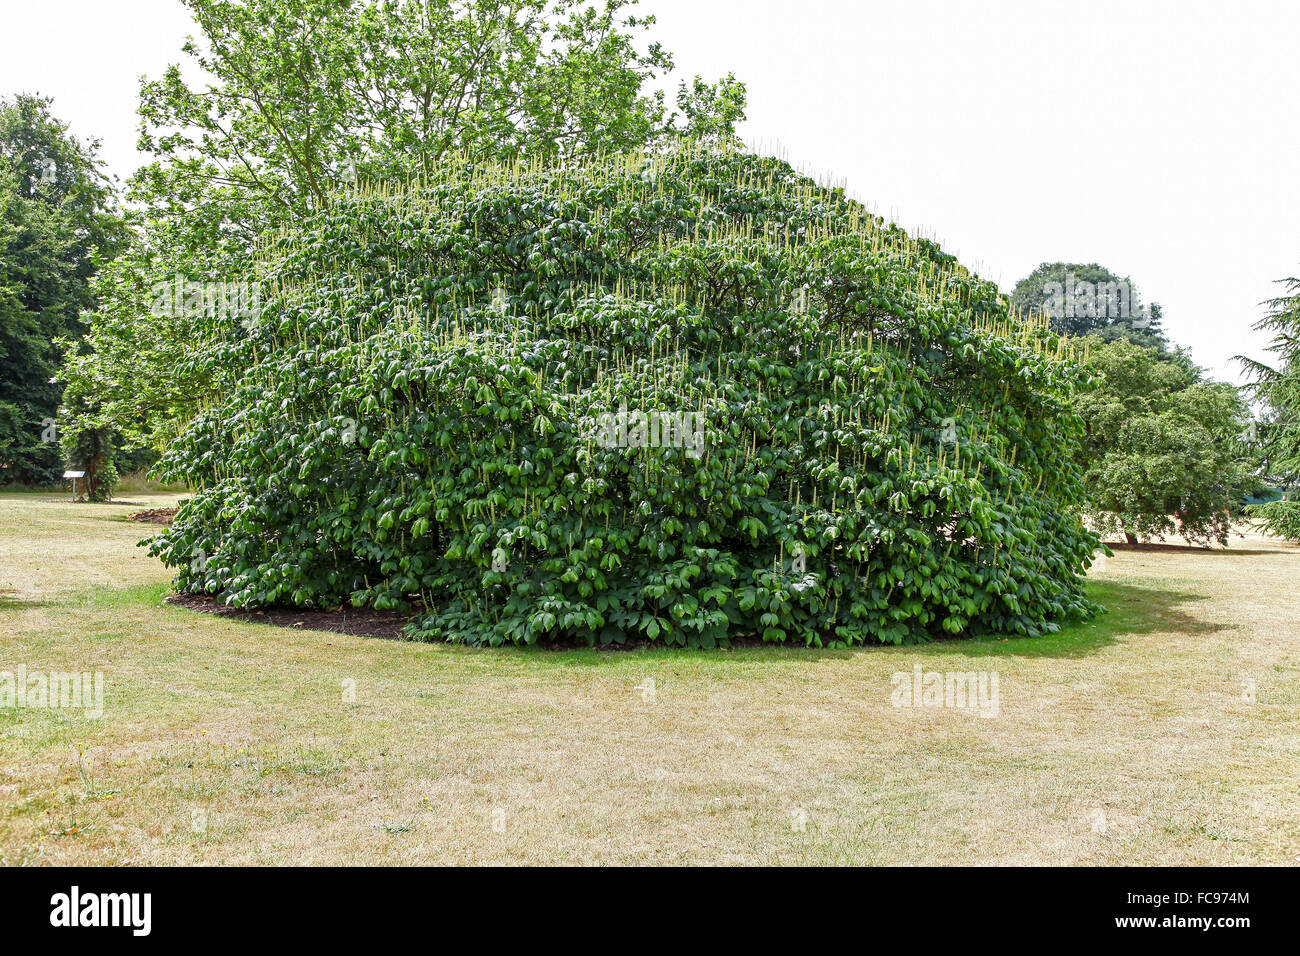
left=62, top=469, right=85, bottom=501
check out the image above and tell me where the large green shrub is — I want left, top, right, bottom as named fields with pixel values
left=150, top=148, right=1099, bottom=646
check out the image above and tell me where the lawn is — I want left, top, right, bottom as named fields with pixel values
left=1, top=489, right=1296, bottom=865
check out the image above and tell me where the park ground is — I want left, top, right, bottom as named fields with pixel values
left=0, top=490, right=1296, bottom=865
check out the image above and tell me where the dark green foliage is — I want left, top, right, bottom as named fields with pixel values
left=1011, top=262, right=1171, bottom=353
left=0, top=94, right=126, bottom=484
left=151, top=148, right=1100, bottom=646
left=113, top=443, right=161, bottom=478
left=1239, top=273, right=1300, bottom=485
left=62, top=421, right=117, bottom=501
left=1238, top=270, right=1300, bottom=543
left=1249, top=498, right=1300, bottom=541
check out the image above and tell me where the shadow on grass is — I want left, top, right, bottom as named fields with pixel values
left=1108, top=541, right=1279, bottom=557
left=0, top=588, right=54, bottom=611
left=896, top=579, right=1222, bottom=660
left=508, top=579, right=1224, bottom=667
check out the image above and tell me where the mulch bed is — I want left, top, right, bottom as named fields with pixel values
left=128, top=507, right=178, bottom=524
left=164, top=593, right=409, bottom=640
left=162, top=594, right=779, bottom=649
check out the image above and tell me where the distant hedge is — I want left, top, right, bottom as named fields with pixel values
left=151, top=147, right=1099, bottom=646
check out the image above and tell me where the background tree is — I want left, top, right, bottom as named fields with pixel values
left=667, top=74, right=748, bottom=144
left=0, top=94, right=126, bottom=484
left=59, top=0, right=747, bottom=453
left=1010, top=261, right=1171, bottom=352
left=1238, top=270, right=1300, bottom=539
left=1076, top=336, right=1256, bottom=545
left=61, top=418, right=118, bottom=501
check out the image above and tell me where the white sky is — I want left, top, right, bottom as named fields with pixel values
left=3, top=0, right=1298, bottom=384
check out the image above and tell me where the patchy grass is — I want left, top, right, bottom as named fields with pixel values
left=0, top=489, right=1296, bottom=865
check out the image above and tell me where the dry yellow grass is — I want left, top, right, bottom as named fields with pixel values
left=1, top=490, right=1296, bottom=865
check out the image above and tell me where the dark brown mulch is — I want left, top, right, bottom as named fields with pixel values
left=162, top=594, right=784, bottom=649
left=164, top=593, right=409, bottom=640
left=128, top=507, right=178, bottom=524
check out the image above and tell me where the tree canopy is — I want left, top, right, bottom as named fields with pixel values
left=1239, top=270, right=1300, bottom=539
left=1075, top=336, right=1255, bottom=545
left=1010, top=261, right=1171, bottom=353
left=60, top=0, right=748, bottom=451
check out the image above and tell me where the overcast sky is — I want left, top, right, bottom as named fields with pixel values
left=3, top=0, right=1297, bottom=384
